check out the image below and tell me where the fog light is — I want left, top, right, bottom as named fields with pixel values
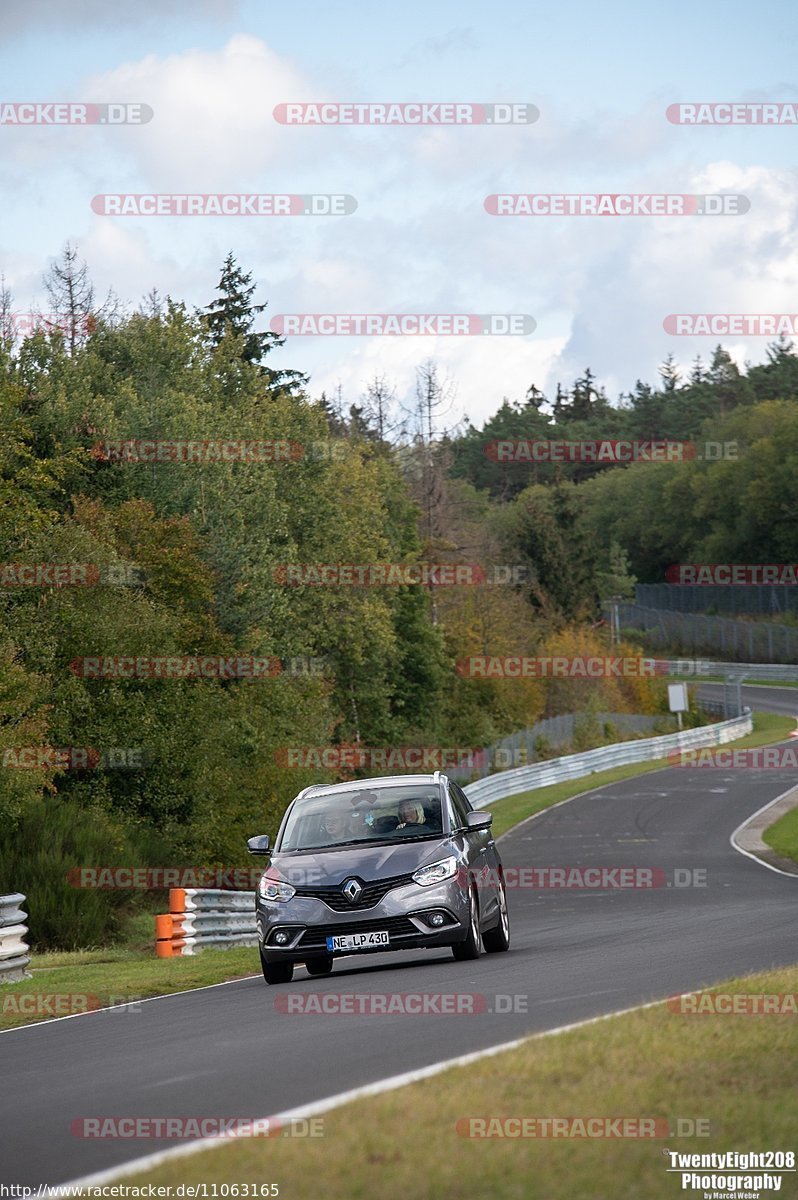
left=274, top=930, right=291, bottom=945
left=429, top=912, right=445, bottom=927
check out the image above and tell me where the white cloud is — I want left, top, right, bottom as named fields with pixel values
left=83, top=35, right=317, bottom=188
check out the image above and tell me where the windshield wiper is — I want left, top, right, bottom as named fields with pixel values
left=290, top=837, right=397, bottom=852
left=327, top=837, right=398, bottom=848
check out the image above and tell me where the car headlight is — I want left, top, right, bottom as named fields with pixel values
left=412, top=856, right=458, bottom=887
left=258, top=876, right=296, bottom=903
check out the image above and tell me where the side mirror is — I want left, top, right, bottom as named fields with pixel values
left=466, top=811, right=493, bottom=830
left=247, top=834, right=271, bottom=855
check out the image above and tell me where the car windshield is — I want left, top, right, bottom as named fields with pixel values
left=278, top=784, right=444, bottom=851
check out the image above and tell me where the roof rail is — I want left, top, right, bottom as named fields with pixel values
left=296, top=783, right=322, bottom=799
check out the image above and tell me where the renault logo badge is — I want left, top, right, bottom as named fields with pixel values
left=343, top=878, right=362, bottom=903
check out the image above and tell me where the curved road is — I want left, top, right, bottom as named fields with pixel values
left=3, top=685, right=797, bottom=1185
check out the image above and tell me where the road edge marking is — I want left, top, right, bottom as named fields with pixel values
left=729, top=784, right=798, bottom=878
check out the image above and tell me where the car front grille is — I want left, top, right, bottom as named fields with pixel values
left=293, top=872, right=415, bottom=911
left=297, top=915, right=418, bottom=951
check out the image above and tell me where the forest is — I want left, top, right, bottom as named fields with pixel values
left=2, top=247, right=795, bottom=946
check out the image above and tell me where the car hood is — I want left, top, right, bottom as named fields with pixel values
left=267, top=838, right=450, bottom=885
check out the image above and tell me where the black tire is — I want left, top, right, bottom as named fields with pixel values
left=452, top=886, right=482, bottom=961
left=304, top=955, right=334, bottom=977
left=260, top=949, right=294, bottom=985
left=482, top=878, right=510, bottom=953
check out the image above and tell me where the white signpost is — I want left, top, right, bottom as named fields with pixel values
left=668, top=682, right=689, bottom=730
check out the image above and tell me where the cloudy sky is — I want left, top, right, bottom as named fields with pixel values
left=2, top=0, right=796, bottom=425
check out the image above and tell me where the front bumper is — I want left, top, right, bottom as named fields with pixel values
left=256, top=878, right=469, bottom=961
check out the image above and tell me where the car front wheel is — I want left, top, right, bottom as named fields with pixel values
left=482, top=878, right=510, bottom=953
left=260, top=948, right=294, bottom=985
left=452, top=886, right=481, bottom=961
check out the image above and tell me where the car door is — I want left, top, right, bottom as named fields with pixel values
left=447, top=781, right=498, bottom=925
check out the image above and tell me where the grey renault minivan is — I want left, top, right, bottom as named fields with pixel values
left=247, top=772, right=510, bottom=984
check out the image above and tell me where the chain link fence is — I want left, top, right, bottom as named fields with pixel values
left=636, top=583, right=798, bottom=617
left=614, top=603, right=798, bottom=663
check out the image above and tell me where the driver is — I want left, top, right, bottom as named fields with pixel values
left=396, top=799, right=428, bottom=831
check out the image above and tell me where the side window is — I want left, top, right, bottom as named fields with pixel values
left=447, top=783, right=471, bottom=830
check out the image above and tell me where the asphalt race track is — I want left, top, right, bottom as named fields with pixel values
left=2, top=684, right=796, bottom=1185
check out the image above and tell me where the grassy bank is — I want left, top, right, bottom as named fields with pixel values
left=113, top=963, right=798, bottom=1200
left=763, top=806, right=798, bottom=866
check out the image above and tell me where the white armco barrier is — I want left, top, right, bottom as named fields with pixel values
left=156, top=888, right=258, bottom=957
left=0, top=893, right=30, bottom=983
left=463, top=710, right=753, bottom=809
left=659, top=659, right=798, bottom=681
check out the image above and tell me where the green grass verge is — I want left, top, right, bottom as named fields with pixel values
left=112, top=963, right=798, bottom=1200
left=4, top=710, right=793, bottom=1031
left=763, top=805, right=798, bottom=866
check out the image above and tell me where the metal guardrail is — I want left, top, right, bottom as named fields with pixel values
left=659, top=659, right=798, bottom=682
left=155, top=888, right=257, bottom=957
left=463, top=710, right=753, bottom=809
left=0, top=893, right=30, bottom=983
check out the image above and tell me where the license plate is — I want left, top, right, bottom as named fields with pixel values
left=326, top=930, right=390, bottom=952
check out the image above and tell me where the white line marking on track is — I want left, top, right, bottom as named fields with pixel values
left=729, top=785, right=798, bottom=878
